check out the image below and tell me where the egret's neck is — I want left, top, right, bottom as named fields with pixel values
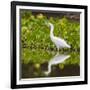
left=49, top=23, right=54, bottom=37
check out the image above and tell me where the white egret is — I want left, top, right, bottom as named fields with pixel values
left=47, top=22, right=71, bottom=51
left=44, top=52, right=70, bottom=75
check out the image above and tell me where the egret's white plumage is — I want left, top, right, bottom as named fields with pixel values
left=48, top=22, right=71, bottom=51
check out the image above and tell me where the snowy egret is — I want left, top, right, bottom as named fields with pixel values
left=44, top=52, right=70, bottom=75
left=46, top=22, right=71, bottom=51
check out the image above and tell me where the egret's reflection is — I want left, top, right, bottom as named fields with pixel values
left=44, top=52, right=70, bottom=75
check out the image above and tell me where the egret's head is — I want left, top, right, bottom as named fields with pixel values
left=44, top=21, right=49, bottom=27
left=48, top=22, right=53, bottom=27
left=44, top=21, right=54, bottom=30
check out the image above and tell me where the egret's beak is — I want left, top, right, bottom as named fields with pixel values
left=44, top=21, right=49, bottom=27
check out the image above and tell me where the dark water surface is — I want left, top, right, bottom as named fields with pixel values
left=22, top=64, right=79, bottom=78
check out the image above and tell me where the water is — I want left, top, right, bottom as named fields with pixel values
left=21, top=49, right=80, bottom=79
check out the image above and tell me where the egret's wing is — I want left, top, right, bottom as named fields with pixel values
left=50, top=54, right=70, bottom=65
left=53, top=36, right=67, bottom=46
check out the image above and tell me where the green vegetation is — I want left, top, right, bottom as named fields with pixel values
left=20, top=10, right=80, bottom=68
left=21, top=11, right=80, bottom=50
left=21, top=48, right=56, bottom=64
left=21, top=48, right=80, bottom=68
